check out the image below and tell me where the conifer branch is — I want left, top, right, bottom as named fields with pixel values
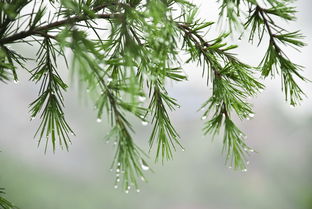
left=0, top=188, right=17, bottom=209
left=0, top=0, right=307, bottom=193
left=244, top=1, right=307, bottom=106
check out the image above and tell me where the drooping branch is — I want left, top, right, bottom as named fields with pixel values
left=0, top=13, right=118, bottom=44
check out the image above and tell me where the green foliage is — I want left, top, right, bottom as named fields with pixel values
left=0, top=0, right=307, bottom=194
left=0, top=188, right=17, bottom=209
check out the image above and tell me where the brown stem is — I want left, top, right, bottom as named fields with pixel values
left=0, top=13, right=118, bottom=44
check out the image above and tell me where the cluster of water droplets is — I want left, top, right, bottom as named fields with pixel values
left=112, top=160, right=149, bottom=193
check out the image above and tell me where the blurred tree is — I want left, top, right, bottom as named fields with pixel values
left=0, top=0, right=307, bottom=204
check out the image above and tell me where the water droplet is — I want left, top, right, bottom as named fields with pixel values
left=113, top=141, right=117, bottom=145
left=70, top=131, right=74, bottom=136
left=176, top=105, right=181, bottom=108
left=96, top=118, right=102, bottom=123
left=222, top=113, right=226, bottom=118
left=127, top=186, right=130, bottom=190
left=141, top=120, right=148, bottom=126
left=290, top=104, right=295, bottom=109
left=246, top=117, right=250, bottom=120
left=181, top=148, right=185, bottom=152
left=139, top=115, right=145, bottom=119
left=201, top=115, right=207, bottom=120
left=136, top=189, right=140, bottom=192
left=116, top=178, right=120, bottom=182
left=244, top=147, right=248, bottom=151
left=140, top=176, right=145, bottom=181
left=114, top=185, right=118, bottom=189
left=246, top=161, right=250, bottom=165
left=109, top=168, right=113, bottom=172
left=125, top=190, right=129, bottom=194
left=141, top=160, right=149, bottom=171
left=30, top=116, right=35, bottom=121
left=116, top=168, right=120, bottom=173
left=242, top=169, right=247, bottom=172
left=117, top=162, right=121, bottom=166
left=249, top=149, right=254, bottom=153
left=107, top=77, right=113, bottom=83
left=13, top=79, right=19, bottom=84
left=248, top=113, right=255, bottom=118
left=229, top=166, right=232, bottom=169
left=138, top=96, right=146, bottom=102
left=86, top=88, right=90, bottom=93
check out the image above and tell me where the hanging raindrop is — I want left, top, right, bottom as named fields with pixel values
left=138, top=96, right=146, bottom=102
left=141, top=120, right=148, bottom=126
left=141, top=160, right=149, bottom=171
left=13, top=79, right=19, bottom=84
left=136, top=189, right=140, bottom=193
left=242, top=169, right=247, bottom=172
left=248, top=113, right=255, bottom=118
left=125, top=190, right=129, bottom=194
left=107, top=77, right=113, bottom=83
left=96, top=118, right=102, bottom=123
left=114, top=185, right=118, bottom=189
left=201, top=115, right=207, bottom=120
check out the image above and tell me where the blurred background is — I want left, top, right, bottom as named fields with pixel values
left=0, top=1, right=312, bottom=209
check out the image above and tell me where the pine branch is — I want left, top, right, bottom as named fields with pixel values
left=178, top=14, right=263, bottom=169
left=0, top=0, right=307, bottom=192
left=29, top=37, right=73, bottom=152
left=0, top=188, right=17, bottom=209
left=0, top=13, right=117, bottom=44
left=245, top=2, right=307, bottom=106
